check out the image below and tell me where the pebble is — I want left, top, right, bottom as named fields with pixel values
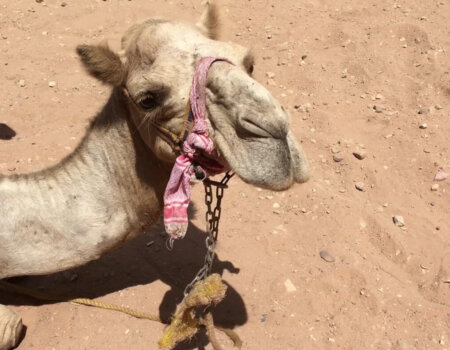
left=431, top=184, right=439, bottom=191
left=373, top=104, right=385, bottom=113
left=419, top=123, right=427, bottom=129
left=331, top=146, right=340, bottom=154
left=272, top=203, right=280, bottom=209
left=435, top=104, right=443, bottom=110
left=319, top=250, right=335, bottom=263
left=61, top=1, right=67, bottom=6
left=48, top=81, right=56, bottom=87
left=353, top=150, right=367, bottom=160
left=284, top=279, right=297, bottom=293
left=333, top=155, right=343, bottom=162
left=375, top=93, right=384, bottom=100
left=418, top=107, right=429, bottom=114
left=266, top=71, right=275, bottom=79
left=434, top=170, right=448, bottom=182
left=393, top=215, right=405, bottom=227
left=355, top=182, right=365, bottom=191
left=18, top=79, right=26, bottom=87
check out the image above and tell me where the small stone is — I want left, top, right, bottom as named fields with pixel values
left=48, top=81, right=56, bottom=87
left=435, top=104, right=443, bottom=110
left=355, top=182, right=365, bottom=191
left=284, top=279, right=297, bottom=293
left=418, top=107, right=429, bottom=114
left=272, top=203, right=280, bottom=209
left=431, top=184, right=439, bottom=191
left=331, top=146, right=340, bottom=154
left=393, top=215, right=405, bottom=227
left=266, top=71, right=275, bottom=79
left=353, top=150, right=367, bottom=160
left=375, top=93, right=384, bottom=100
left=18, top=80, right=26, bottom=87
left=373, top=105, right=385, bottom=113
left=419, top=123, right=427, bottom=129
left=434, top=170, right=448, bottom=181
left=61, top=2, right=67, bottom=6
left=319, top=250, right=335, bottom=263
left=333, top=155, right=343, bottom=162
left=35, top=0, right=44, bottom=2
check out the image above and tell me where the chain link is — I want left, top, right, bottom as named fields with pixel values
left=183, top=171, right=234, bottom=297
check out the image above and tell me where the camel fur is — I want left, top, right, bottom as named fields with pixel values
left=0, top=4, right=309, bottom=349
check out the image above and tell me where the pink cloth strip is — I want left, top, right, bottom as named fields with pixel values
left=163, top=57, right=233, bottom=240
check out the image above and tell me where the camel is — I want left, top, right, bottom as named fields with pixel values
left=0, top=3, right=309, bottom=349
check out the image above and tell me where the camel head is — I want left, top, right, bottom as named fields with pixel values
left=76, top=3, right=309, bottom=190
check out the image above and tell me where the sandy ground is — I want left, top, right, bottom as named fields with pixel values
left=1, top=0, right=450, bottom=349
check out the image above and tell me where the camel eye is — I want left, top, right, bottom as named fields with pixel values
left=139, top=94, right=158, bottom=110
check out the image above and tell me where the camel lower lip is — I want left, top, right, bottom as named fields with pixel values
left=195, top=152, right=227, bottom=175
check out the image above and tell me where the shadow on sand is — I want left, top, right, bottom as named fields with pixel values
left=0, top=212, right=247, bottom=350
left=0, top=123, right=16, bottom=140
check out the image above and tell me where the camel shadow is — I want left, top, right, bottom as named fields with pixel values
left=0, top=123, right=16, bottom=140
left=0, top=212, right=247, bottom=350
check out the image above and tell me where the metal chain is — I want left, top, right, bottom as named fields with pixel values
left=183, top=171, right=234, bottom=297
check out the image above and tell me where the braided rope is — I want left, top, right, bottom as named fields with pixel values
left=0, top=280, right=162, bottom=323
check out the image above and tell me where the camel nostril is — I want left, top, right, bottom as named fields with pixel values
left=238, top=117, right=285, bottom=139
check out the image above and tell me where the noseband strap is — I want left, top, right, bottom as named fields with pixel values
left=163, top=57, right=233, bottom=239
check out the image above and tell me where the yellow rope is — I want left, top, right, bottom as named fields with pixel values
left=0, top=280, right=162, bottom=323
left=0, top=276, right=242, bottom=349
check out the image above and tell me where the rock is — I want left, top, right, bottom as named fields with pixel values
left=434, top=170, right=448, bottom=181
left=333, top=155, right=343, bottom=162
left=272, top=202, right=280, bottom=209
left=418, top=107, right=429, bottom=114
left=393, top=215, right=405, bottom=227
left=61, top=2, right=67, bottom=6
left=331, top=146, right=340, bottom=154
left=320, top=250, right=335, bottom=263
left=18, top=79, right=25, bottom=87
left=435, top=104, right=443, bottom=110
left=431, top=184, right=439, bottom=191
left=353, top=150, right=367, bottom=160
left=265, top=71, right=275, bottom=79
left=0, top=306, right=23, bottom=350
left=48, top=81, right=56, bottom=87
left=373, top=104, right=385, bottom=113
left=419, top=123, right=427, bottom=129
left=355, top=182, right=365, bottom=191
left=375, top=93, right=384, bottom=100
left=35, top=0, right=44, bottom=2
left=284, top=279, right=297, bottom=293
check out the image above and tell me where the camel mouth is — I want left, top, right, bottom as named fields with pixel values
left=212, top=130, right=293, bottom=190
left=196, top=149, right=229, bottom=175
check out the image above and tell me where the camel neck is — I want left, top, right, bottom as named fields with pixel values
left=0, top=89, right=171, bottom=278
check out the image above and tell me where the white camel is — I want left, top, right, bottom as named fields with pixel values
left=0, top=3, right=309, bottom=349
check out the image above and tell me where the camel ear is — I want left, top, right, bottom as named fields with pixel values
left=196, top=1, right=220, bottom=40
left=76, top=44, right=125, bottom=86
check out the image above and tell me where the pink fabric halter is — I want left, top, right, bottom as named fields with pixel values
left=163, top=57, right=233, bottom=240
